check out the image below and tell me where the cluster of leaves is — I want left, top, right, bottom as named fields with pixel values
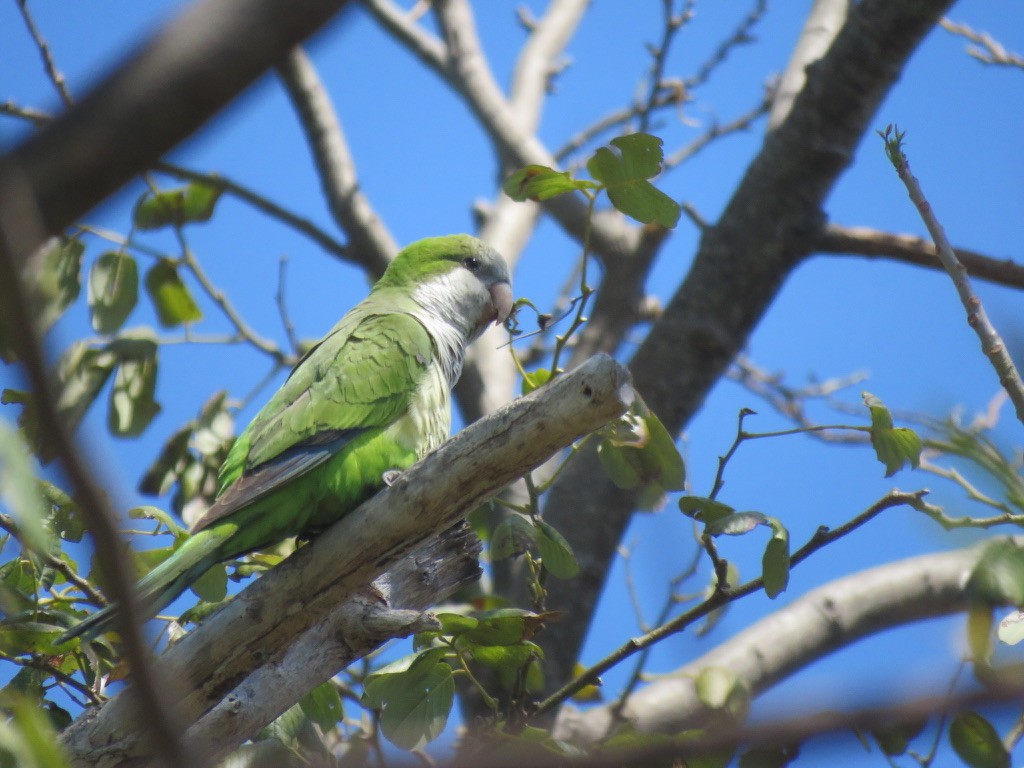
left=1, top=183, right=219, bottom=464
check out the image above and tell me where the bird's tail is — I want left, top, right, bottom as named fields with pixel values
left=57, top=526, right=227, bottom=645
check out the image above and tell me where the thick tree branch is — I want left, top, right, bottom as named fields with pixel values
left=508, top=0, right=588, bottom=133
left=60, top=353, right=634, bottom=766
left=818, top=223, right=1024, bottom=291
left=64, top=526, right=482, bottom=766
left=277, top=48, right=397, bottom=278
left=538, top=0, right=957, bottom=698
left=554, top=540, right=993, bottom=745
left=0, top=0, right=353, bottom=257
left=769, top=0, right=850, bottom=129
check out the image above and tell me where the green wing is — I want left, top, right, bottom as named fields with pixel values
left=191, top=310, right=434, bottom=531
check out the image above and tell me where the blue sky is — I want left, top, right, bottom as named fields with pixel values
left=2, top=0, right=1023, bottom=763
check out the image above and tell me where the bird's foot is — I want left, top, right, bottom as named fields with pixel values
left=382, top=469, right=403, bottom=487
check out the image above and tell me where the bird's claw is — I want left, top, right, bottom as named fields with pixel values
left=382, top=469, right=402, bottom=487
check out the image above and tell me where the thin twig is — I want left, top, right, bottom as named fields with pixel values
left=940, top=18, right=1024, bottom=69
left=171, top=225, right=292, bottom=366
left=275, top=255, right=302, bottom=355
left=14, top=0, right=73, bottom=107
left=663, top=91, right=771, bottom=169
left=0, top=513, right=109, bottom=607
left=533, top=489, right=931, bottom=715
left=637, top=0, right=691, bottom=135
left=0, top=653, right=102, bottom=706
left=685, top=0, right=767, bottom=90
left=881, top=126, right=1024, bottom=427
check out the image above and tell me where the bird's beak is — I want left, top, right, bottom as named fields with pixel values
left=490, top=281, right=514, bottom=326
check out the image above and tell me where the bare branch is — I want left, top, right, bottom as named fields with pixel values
left=509, top=0, right=589, bottom=133
left=662, top=90, right=772, bottom=169
left=554, top=538, right=992, bottom=745
left=883, top=128, right=1024, bottom=426
left=686, top=0, right=767, bottom=92
left=941, top=17, right=1024, bottom=69
left=818, top=223, right=1024, bottom=291
left=277, top=48, right=397, bottom=277
left=14, top=0, right=74, bottom=107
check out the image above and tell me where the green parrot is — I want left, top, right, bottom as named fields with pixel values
left=59, top=234, right=512, bottom=644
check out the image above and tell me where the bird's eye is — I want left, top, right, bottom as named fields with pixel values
left=463, top=256, right=481, bottom=271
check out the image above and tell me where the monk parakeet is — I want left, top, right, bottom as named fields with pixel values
left=60, top=234, right=512, bottom=643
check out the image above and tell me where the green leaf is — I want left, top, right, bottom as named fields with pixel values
left=88, top=252, right=138, bottom=334
left=997, top=609, right=1024, bottom=646
left=463, top=609, right=554, bottom=646
left=145, top=259, right=202, bottom=327
left=5, top=342, right=119, bottom=462
left=467, top=642, right=543, bottom=691
left=138, top=425, right=193, bottom=496
left=968, top=607, right=994, bottom=663
left=696, top=666, right=739, bottom=709
left=490, top=514, right=537, bottom=561
left=363, top=652, right=455, bottom=750
left=738, top=743, right=801, bottom=768
left=133, top=183, right=223, bottom=230
left=193, top=391, right=233, bottom=456
left=190, top=563, right=227, bottom=603
left=679, top=497, right=735, bottom=525
left=863, top=392, right=922, bottom=477
left=949, top=711, right=1010, bottom=768
left=762, top=530, right=790, bottom=599
left=182, top=182, right=224, bottom=223
left=535, top=520, right=579, bottom=579
left=31, top=236, right=85, bottom=337
left=705, top=511, right=769, bottom=536
left=0, top=693, right=70, bottom=768
left=596, top=402, right=685, bottom=508
left=0, top=422, right=50, bottom=556
left=502, top=165, right=596, bottom=202
left=586, top=133, right=681, bottom=227
left=597, top=438, right=641, bottom=490
left=39, top=480, right=84, bottom=543
left=521, top=367, right=553, bottom=395
left=300, top=681, right=344, bottom=733
left=966, top=539, right=1024, bottom=606
left=105, top=331, right=161, bottom=438
left=871, top=718, right=928, bottom=757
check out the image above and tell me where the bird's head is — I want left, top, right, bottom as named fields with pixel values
left=378, top=234, right=513, bottom=342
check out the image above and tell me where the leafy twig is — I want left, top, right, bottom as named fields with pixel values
left=0, top=513, right=108, bottom=607
left=533, top=489, right=930, bottom=715
left=881, top=125, right=1024, bottom=427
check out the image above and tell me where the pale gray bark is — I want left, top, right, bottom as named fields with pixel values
left=554, top=542, right=987, bottom=745
left=60, top=354, right=633, bottom=765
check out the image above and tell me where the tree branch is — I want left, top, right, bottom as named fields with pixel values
left=818, top=223, right=1024, bottom=291
left=883, top=129, right=1024, bottom=426
left=277, top=48, right=397, bottom=278
left=0, top=0, right=354, bottom=255
left=60, top=353, right=634, bottom=765
left=538, top=0, right=957, bottom=700
left=554, top=539, right=994, bottom=745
